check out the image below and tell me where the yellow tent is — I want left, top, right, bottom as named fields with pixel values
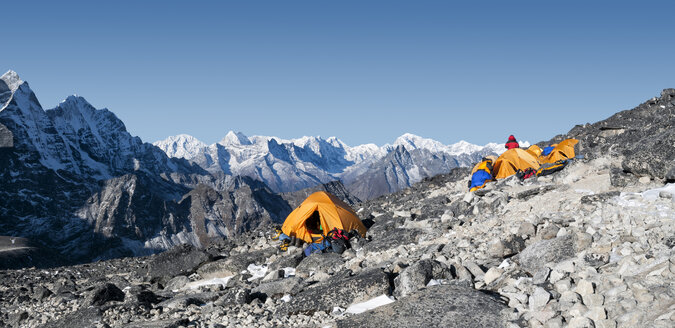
left=492, top=148, right=541, bottom=179
left=541, top=138, right=578, bottom=163
left=281, top=191, right=367, bottom=243
left=471, top=156, right=496, bottom=174
left=526, top=145, right=542, bottom=158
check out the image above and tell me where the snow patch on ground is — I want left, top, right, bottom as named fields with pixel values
left=247, top=264, right=268, bottom=281
left=182, top=276, right=234, bottom=291
left=283, top=267, right=296, bottom=278
left=344, top=294, right=395, bottom=314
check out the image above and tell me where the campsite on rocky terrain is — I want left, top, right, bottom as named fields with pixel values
left=3, top=2, right=675, bottom=327
left=1, top=64, right=674, bottom=327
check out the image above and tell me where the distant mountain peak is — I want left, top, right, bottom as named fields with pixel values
left=220, top=131, right=251, bottom=146
left=0, top=70, right=24, bottom=93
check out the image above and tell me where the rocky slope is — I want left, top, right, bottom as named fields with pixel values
left=1, top=89, right=673, bottom=328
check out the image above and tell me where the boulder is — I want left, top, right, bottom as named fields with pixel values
left=156, top=292, right=219, bottom=310
left=279, top=268, right=391, bottom=315
left=197, top=248, right=274, bottom=279
left=393, top=259, right=453, bottom=297
left=86, top=283, right=125, bottom=306
left=125, top=319, right=190, bottom=328
left=251, top=276, right=306, bottom=298
left=516, top=234, right=583, bottom=274
left=145, top=244, right=210, bottom=283
left=295, top=252, right=345, bottom=278
left=38, top=308, right=102, bottom=328
left=163, top=275, right=189, bottom=291
left=363, top=228, right=421, bottom=253
left=337, top=284, right=510, bottom=328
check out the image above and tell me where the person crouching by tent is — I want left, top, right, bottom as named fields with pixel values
left=505, top=135, right=520, bottom=150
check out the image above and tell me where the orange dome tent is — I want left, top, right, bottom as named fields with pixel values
left=281, top=191, right=367, bottom=243
left=541, top=138, right=578, bottom=163
left=492, top=148, right=541, bottom=179
left=526, top=145, right=543, bottom=158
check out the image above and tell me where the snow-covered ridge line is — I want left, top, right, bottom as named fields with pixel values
left=154, top=131, right=505, bottom=161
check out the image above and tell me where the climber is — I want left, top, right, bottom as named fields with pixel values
left=505, top=135, right=520, bottom=150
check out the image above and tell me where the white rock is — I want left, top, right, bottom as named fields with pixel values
left=584, top=306, right=606, bottom=322
left=574, top=279, right=595, bottom=296
left=529, top=287, right=551, bottom=311
left=484, top=267, right=503, bottom=285
left=567, top=316, right=594, bottom=328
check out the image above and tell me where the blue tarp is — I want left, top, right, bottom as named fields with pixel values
left=542, top=146, right=555, bottom=156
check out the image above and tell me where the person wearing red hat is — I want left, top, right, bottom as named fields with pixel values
left=505, top=135, right=520, bottom=150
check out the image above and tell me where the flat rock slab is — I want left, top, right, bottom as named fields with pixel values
left=197, top=248, right=274, bottom=279
left=363, top=228, right=421, bottom=253
left=337, top=285, right=510, bottom=328
left=145, top=244, right=210, bottom=283
left=38, top=307, right=102, bottom=328
left=126, top=318, right=189, bottom=328
left=252, top=276, right=306, bottom=298
left=279, top=268, right=391, bottom=315
left=516, top=234, right=578, bottom=275
left=296, top=252, right=345, bottom=278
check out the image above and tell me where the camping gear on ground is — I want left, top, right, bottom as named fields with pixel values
left=303, top=239, right=332, bottom=257
left=492, top=148, right=541, bottom=180
left=281, top=191, right=367, bottom=244
left=516, top=167, right=537, bottom=180
left=469, top=156, right=496, bottom=192
left=540, top=138, right=578, bottom=163
left=536, top=160, right=569, bottom=177
left=326, top=228, right=350, bottom=254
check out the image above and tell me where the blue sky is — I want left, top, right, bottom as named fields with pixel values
left=3, top=1, right=674, bottom=146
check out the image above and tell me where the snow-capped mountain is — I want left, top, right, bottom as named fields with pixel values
left=155, top=131, right=501, bottom=197
left=0, top=70, right=303, bottom=266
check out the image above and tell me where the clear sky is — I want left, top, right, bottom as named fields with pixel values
left=3, top=1, right=674, bottom=146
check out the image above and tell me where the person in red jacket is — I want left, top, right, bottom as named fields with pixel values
left=505, top=135, right=520, bottom=150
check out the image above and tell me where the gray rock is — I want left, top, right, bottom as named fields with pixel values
left=365, top=215, right=405, bottom=240
left=337, top=284, right=509, bottom=328
left=517, top=185, right=556, bottom=200
left=0, top=123, right=13, bottom=148
left=163, top=275, right=189, bottom=291
left=38, top=308, right=102, bottom=328
left=584, top=253, right=609, bottom=268
left=197, top=248, right=274, bottom=279
left=86, top=283, right=125, bottom=306
left=126, top=319, right=190, bottom=328
left=516, top=234, right=582, bottom=274
left=268, top=252, right=303, bottom=271
left=610, top=168, right=638, bottom=187
left=146, top=244, right=211, bottom=283
left=581, top=191, right=621, bottom=205
left=518, top=222, right=537, bottom=238
left=394, top=259, right=453, bottom=297
left=279, top=268, right=391, bottom=315
left=214, top=288, right=250, bottom=306
left=156, top=292, right=219, bottom=310
left=295, top=252, right=345, bottom=278
left=363, top=228, right=422, bottom=253
left=252, top=277, right=306, bottom=298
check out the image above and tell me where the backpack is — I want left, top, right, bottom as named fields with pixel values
left=516, top=168, right=537, bottom=180
left=326, top=228, right=350, bottom=254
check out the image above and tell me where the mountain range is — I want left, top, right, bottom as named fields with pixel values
left=0, top=70, right=500, bottom=267
left=154, top=132, right=507, bottom=200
